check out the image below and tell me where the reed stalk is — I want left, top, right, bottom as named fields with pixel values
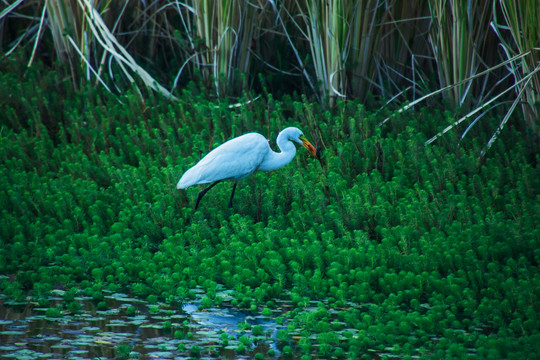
left=188, top=0, right=268, bottom=97
left=45, top=0, right=86, bottom=83
left=378, top=0, right=431, bottom=100
left=290, top=0, right=385, bottom=107
left=494, top=0, right=540, bottom=134
left=427, top=0, right=492, bottom=107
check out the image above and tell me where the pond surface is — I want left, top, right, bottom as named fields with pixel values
left=0, top=289, right=450, bottom=359
left=0, top=289, right=286, bottom=359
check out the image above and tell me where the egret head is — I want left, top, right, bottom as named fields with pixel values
left=282, top=127, right=317, bottom=157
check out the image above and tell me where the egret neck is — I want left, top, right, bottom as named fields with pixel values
left=257, top=133, right=297, bottom=171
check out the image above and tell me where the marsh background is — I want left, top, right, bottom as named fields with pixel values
left=1, top=1, right=539, bottom=359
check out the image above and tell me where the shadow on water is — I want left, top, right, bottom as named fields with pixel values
left=0, top=290, right=285, bottom=359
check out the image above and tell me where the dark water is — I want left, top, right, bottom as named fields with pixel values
left=1, top=289, right=438, bottom=359
left=0, top=290, right=285, bottom=359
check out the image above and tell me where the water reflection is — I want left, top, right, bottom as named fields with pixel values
left=0, top=292, right=281, bottom=359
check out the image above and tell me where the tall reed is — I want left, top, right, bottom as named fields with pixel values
left=45, top=0, right=84, bottom=77
left=427, top=0, right=492, bottom=107
left=378, top=0, right=431, bottom=100
left=288, top=0, right=386, bottom=106
left=186, top=0, right=268, bottom=97
left=2, top=0, right=539, bottom=145
left=494, top=0, right=540, bottom=135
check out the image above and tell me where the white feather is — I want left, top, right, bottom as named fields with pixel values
left=177, top=133, right=269, bottom=189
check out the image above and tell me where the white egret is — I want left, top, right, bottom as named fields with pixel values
left=177, top=127, right=318, bottom=209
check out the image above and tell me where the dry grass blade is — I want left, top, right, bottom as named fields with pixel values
left=66, top=35, right=112, bottom=93
left=303, top=0, right=349, bottom=105
left=0, top=0, right=25, bottom=21
left=424, top=66, right=535, bottom=145
left=380, top=51, right=530, bottom=126
left=495, top=0, right=540, bottom=134
left=378, top=1, right=431, bottom=99
left=27, top=0, right=47, bottom=67
left=46, top=0, right=83, bottom=71
left=348, top=0, right=386, bottom=100
left=482, top=65, right=539, bottom=156
left=76, top=0, right=176, bottom=100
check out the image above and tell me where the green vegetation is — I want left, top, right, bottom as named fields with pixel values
left=115, top=344, right=132, bottom=360
left=45, top=306, right=63, bottom=318
left=1, top=52, right=539, bottom=358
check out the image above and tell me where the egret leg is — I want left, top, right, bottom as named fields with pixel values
left=195, top=180, right=221, bottom=210
left=228, top=183, right=237, bottom=208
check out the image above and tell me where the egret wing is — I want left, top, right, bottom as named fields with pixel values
left=177, top=133, right=269, bottom=189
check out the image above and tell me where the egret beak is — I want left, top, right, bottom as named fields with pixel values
left=300, top=136, right=317, bottom=157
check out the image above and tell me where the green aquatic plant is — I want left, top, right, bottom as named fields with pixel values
left=236, top=342, right=247, bottom=354
left=299, top=337, right=312, bottom=354
left=199, top=296, right=213, bottom=309
left=148, top=305, right=160, bottom=315
left=190, top=344, right=201, bottom=357
left=238, top=334, right=252, bottom=347
left=67, top=301, right=81, bottom=314
left=220, top=332, right=229, bottom=346
left=282, top=345, right=293, bottom=357
left=262, top=307, right=273, bottom=317
left=0, top=55, right=539, bottom=358
left=45, top=307, right=63, bottom=318
left=115, top=344, right=132, bottom=360
left=126, top=306, right=137, bottom=316
left=252, top=324, right=264, bottom=337
left=276, top=329, right=291, bottom=343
